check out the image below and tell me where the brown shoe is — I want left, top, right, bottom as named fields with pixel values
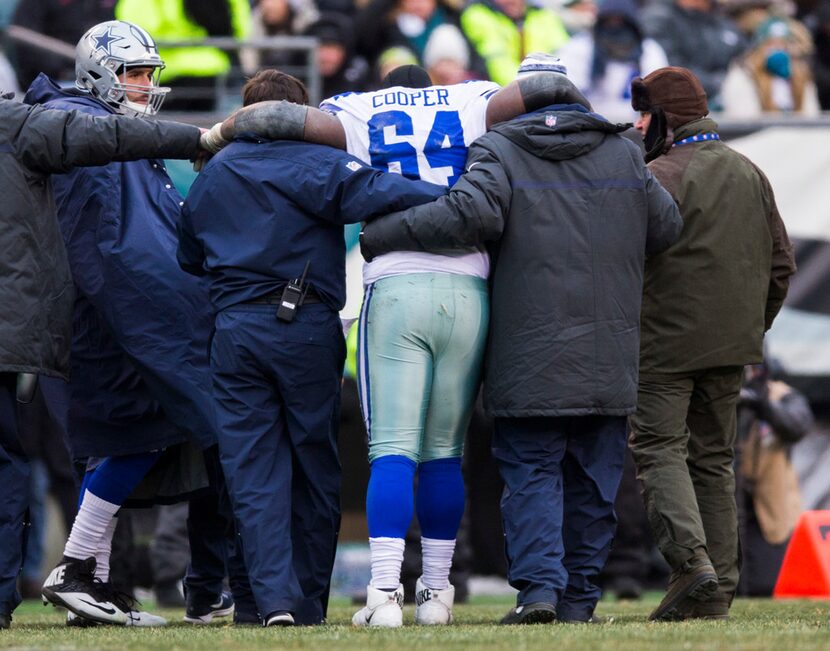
left=648, top=563, right=719, bottom=622
left=677, top=592, right=732, bottom=621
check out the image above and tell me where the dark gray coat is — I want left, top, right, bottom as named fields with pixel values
left=0, top=99, right=201, bottom=380
left=361, top=108, right=682, bottom=417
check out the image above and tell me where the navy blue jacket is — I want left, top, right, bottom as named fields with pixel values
left=178, top=137, right=446, bottom=312
left=25, top=74, right=216, bottom=458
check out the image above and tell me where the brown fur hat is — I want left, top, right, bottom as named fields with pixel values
left=630, top=66, right=708, bottom=129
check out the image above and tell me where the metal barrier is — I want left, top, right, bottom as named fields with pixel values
left=6, top=24, right=75, bottom=59
left=5, top=24, right=830, bottom=128
left=154, top=35, right=321, bottom=109
left=5, top=25, right=322, bottom=110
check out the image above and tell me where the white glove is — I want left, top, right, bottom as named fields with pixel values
left=200, top=122, right=229, bottom=154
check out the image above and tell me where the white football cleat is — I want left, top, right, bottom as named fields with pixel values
left=351, top=584, right=404, bottom=628
left=125, top=610, right=168, bottom=627
left=42, top=557, right=128, bottom=625
left=414, top=577, right=454, bottom=625
left=66, top=611, right=99, bottom=627
left=67, top=609, right=167, bottom=627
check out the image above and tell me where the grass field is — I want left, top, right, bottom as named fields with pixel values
left=2, top=595, right=829, bottom=650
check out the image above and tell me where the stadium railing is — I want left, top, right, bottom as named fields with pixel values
left=5, top=25, right=322, bottom=121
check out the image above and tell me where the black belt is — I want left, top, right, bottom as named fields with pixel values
left=245, top=287, right=323, bottom=305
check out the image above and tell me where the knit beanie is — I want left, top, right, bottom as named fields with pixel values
left=423, top=24, right=470, bottom=69
left=517, top=52, right=568, bottom=76
left=630, top=66, right=708, bottom=129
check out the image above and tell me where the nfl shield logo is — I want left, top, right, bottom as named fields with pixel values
left=346, top=161, right=362, bottom=172
left=545, top=113, right=557, bottom=127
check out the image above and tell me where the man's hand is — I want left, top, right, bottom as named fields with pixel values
left=200, top=122, right=230, bottom=154
left=192, top=127, right=212, bottom=171
left=359, top=225, right=376, bottom=262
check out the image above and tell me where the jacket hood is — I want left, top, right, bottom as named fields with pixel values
left=492, top=105, right=629, bottom=161
left=23, top=73, right=112, bottom=112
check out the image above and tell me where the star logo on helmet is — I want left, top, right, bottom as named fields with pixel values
left=92, top=26, right=125, bottom=55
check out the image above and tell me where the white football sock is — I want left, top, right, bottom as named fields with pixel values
left=369, top=537, right=406, bottom=591
left=421, top=537, right=455, bottom=590
left=63, top=490, right=120, bottom=562
left=94, top=516, right=118, bottom=581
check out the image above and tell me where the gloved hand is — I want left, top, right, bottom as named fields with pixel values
left=192, top=127, right=211, bottom=172
left=200, top=122, right=229, bottom=154
left=359, top=225, right=375, bottom=262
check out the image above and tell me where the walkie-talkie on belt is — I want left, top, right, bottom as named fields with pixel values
left=277, top=261, right=311, bottom=323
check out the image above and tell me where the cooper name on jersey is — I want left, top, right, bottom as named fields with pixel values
left=372, top=88, right=451, bottom=109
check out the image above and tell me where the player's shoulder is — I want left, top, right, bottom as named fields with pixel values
left=320, top=80, right=500, bottom=113
left=319, top=90, right=369, bottom=114
left=445, top=79, right=501, bottom=98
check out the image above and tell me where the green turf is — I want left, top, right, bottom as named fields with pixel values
left=2, top=596, right=829, bottom=650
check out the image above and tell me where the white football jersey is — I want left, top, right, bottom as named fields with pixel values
left=321, top=81, right=499, bottom=187
left=321, top=80, right=500, bottom=282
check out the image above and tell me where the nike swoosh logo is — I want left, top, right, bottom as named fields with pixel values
left=79, top=598, right=117, bottom=615
left=466, top=162, right=479, bottom=172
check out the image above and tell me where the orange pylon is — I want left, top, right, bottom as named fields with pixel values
left=773, top=510, right=830, bottom=598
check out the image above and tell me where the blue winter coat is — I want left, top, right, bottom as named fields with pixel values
left=24, top=74, right=216, bottom=458
left=178, top=137, right=447, bottom=312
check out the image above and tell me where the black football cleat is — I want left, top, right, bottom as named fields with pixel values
left=41, top=557, right=127, bottom=625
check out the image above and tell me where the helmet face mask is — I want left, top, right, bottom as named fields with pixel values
left=75, top=21, right=170, bottom=117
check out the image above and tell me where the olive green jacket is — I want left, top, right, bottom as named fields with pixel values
left=640, top=117, right=795, bottom=374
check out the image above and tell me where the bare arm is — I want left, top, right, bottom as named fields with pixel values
left=209, top=73, right=591, bottom=151
left=485, top=72, right=592, bottom=129
left=212, top=101, right=347, bottom=150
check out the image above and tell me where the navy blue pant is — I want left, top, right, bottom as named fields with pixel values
left=211, top=304, right=344, bottom=624
left=0, top=374, right=29, bottom=616
left=185, top=445, right=257, bottom=621
left=492, top=415, right=627, bottom=621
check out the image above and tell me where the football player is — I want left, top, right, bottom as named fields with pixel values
left=202, top=55, right=584, bottom=628
left=30, top=21, right=250, bottom=627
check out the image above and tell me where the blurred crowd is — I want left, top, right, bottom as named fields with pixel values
left=2, top=0, right=830, bottom=120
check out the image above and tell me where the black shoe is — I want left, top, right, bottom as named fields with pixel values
left=184, top=590, right=235, bottom=624
left=264, top=610, right=294, bottom=627
left=675, top=591, right=733, bottom=621
left=41, top=557, right=128, bottom=625
left=0, top=612, right=10, bottom=629
left=648, top=563, right=718, bottom=622
left=155, top=580, right=185, bottom=608
left=499, top=602, right=557, bottom=625
left=234, top=611, right=262, bottom=625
